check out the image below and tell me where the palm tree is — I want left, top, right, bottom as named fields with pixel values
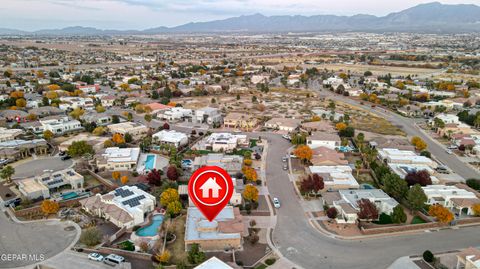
left=0, top=166, right=15, bottom=183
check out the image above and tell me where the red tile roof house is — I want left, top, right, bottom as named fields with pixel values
left=145, top=103, right=173, bottom=115
left=311, top=146, right=348, bottom=166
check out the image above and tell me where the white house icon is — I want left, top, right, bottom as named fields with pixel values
left=199, top=177, right=222, bottom=198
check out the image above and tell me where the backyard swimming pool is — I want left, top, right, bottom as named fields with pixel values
left=136, top=214, right=164, bottom=237
left=144, top=155, right=156, bottom=171
left=61, top=192, right=78, bottom=200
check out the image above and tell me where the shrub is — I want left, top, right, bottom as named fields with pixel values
left=265, top=258, right=276, bottom=265
left=423, top=250, right=434, bottom=263
left=79, top=227, right=102, bottom=246
left=466, top=179, right=480, bottom=190
left=375, top=213, right=393, bottom=224
left=326, top=207, right=338, bottom=219
left=256, top=179, right=262, bottom=185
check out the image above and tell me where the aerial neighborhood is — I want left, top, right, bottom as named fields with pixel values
left=1, top=2, right=480, bottom=269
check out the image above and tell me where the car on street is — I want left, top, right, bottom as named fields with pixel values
left=59, top=151, right=66, bottom=156
left=283, top=164, right=288, bottom=170
left=447, top=145, right=457, bottom=150
left=282, top=134, right=291, bottom=140
left=61, top=155, right=72, bottom=161
left=446, top=149, right=453, bottom=154
left=88, top=253, right=104, bottom=262
left=273, top=197, right=281, bottom=208
left=282, top=157, right=287, bottom=162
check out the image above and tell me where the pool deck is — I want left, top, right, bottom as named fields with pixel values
left=137, top=153, right=169, bottom=174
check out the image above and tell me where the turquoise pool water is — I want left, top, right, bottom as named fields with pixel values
left=136, top=215, right=164, bottom=237
left=61, top=192, right=78, bottom=200
left=145, top=155, right=156, bottom=171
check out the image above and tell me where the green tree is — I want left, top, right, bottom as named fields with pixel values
left=390, top=205, right=407, bottom=224
left=144, top=114, right=152, bottom=127
left=68, top=141, right=94, bottom=157
left=383, top=173, right=408, bottom=200
left=187, top=244, right=206, bottom=265
left=407, top=184, right=427, bottom=212
left=124, top=132, right=133, bottom=143
left=0, top=166, right=15, bottom=183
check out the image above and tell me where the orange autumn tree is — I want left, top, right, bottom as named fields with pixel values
left=335, top=122, right=347, bottom=131
left=112, top=133, right=125, bottom=144
left=472, top=204, right=480, bottom=216
left=294, top=145, right=313, bottom=164
left=112, top=171, right=121, bottom=181
left=121, top=175, right=129, bottom=185
left=47, top=84, right=60, bottom=91
left=428, top=204, right=454, bottom=224
left=41, top=200, right=60, bottom=215
left=242, top=166, right=257, bottom=182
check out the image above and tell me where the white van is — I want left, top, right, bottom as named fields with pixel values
left=103, top=254, right=125, bottom=266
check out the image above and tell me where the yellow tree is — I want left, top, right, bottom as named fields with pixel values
left=95, top=105, right=106, bottom=113
left=103, top=139, right=114, bottom=148
left=166, top=200, right=182, bottom=216
left=112, top=171, right=121, bottom=181
left=15, top=98, right=26, bottom=107
left=43, top=130, right=54, bottom=140
left=47, top=84, right=60, bottom=91
left=155, top=250, right=171, bottom=264
left=160, top=188, right=179, bottom=207
left=428, top=204, right=454, bottom=224
left=293, top=145, right=313, bottom=163
left=69, top=108, right=85, bottom=120
left=92, top=126, right=106, bottom=136
left=243, top=185, right=259, bottom=202
left=41, top=200, right=60, bottom=215
left=10, top=91, right=24, bottom=99
left=242, top=166, right=257, bottom=182
left=45, top=91, right=58, bottom=100
left=121, top=175, right=129, bottom=185
left=411, top=136, right=427, bottom=151
left=244, top=159, right=252, bottom=166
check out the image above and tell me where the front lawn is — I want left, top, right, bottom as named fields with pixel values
left=411, top=216, right=426, bottom=224
left=165, top=215, right=188, bottom=264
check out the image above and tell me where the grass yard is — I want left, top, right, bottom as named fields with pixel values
left=411, top=216, right=427, bottom=224
left=350, top=115, right=405, bottom=136
left=165, top=215, right=188, bottom=264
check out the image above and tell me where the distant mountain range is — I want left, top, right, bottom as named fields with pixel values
left=2, top=2, right=480, bottom=35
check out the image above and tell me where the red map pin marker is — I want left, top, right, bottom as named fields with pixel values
left=188, top=166, right=234, bottom=222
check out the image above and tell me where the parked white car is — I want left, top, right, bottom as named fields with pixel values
left=273, top=197, right=281, bottom=208
left=88, top=253, right=104, bottom=262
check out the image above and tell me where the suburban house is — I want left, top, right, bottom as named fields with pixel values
left=195, top=257, right=237, bottom=269
left=161, top=107, right=193, bottom=122
left=0, top=127, right=23, bottom=142
left=378, top=148, right=439, bottom=182
left=223, top=113, right=258, bottom=131
left=203, top=133, right=247, bottom=152
left=185, top=206, right=246, bottom=251
left=307, top=132, right=341, bottom=150
left=145, top=102, right=172, bottom=115
left=193, top=107, right=223, bottom=125
left=369, top=137, right=415, bottom=151
left=152, top=130, right=189, bottom=148
left=430, top=114, right=460, bottom=126
left=107, top=122, right=148, bottom=140
left=17, top=168, right=84, bottom=200
left=96, top=147, right=141, bottom=171
left=307, top=166, right=359, bottom=190
left=39, top=116, right=83, bottom=135
left=310, top=147, right=348, bottom=166
left=193, top=154, right=244, bottom=176
left=437, top=123, right=476, bottom=138
left=80, top=185, right=156, bottom=228
left=0, top=139, right=49, bottom=161
left=264, top=118, right=301, bottom=132
left=58, top=133, right=109, bottom=152
left=300, top=121, right=336, bottom=133
left=456, top=247, right=480, bottom=269
left=100, top=95, right=116, bottom=107
left=58, top=97, right=95, bottom=110
left=81, top=111, right=112, bottom=126
left=323, top=189, right=399, bottom=223
left=422, top=185, right=480, bottom=217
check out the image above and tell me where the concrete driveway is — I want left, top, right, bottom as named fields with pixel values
left=0, top=212, right=78, bottom=268
left=12, top=157, right=73, bottom=179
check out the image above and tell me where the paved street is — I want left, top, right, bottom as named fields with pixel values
left=262, top=133, right=480, bottom=269
left=311, top=83, right=480, bottom=180
left=0, top=212, right=78, bottom=268
left=12, top=157, right=73, bottom=179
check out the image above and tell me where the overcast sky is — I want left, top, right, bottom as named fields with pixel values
left=1, top=0, right=478, bottom=30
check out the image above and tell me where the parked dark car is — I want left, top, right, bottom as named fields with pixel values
left=61, top=155, right=72, bottom=161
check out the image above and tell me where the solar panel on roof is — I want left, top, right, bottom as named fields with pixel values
left=114, top=188, right=134, bottom=198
